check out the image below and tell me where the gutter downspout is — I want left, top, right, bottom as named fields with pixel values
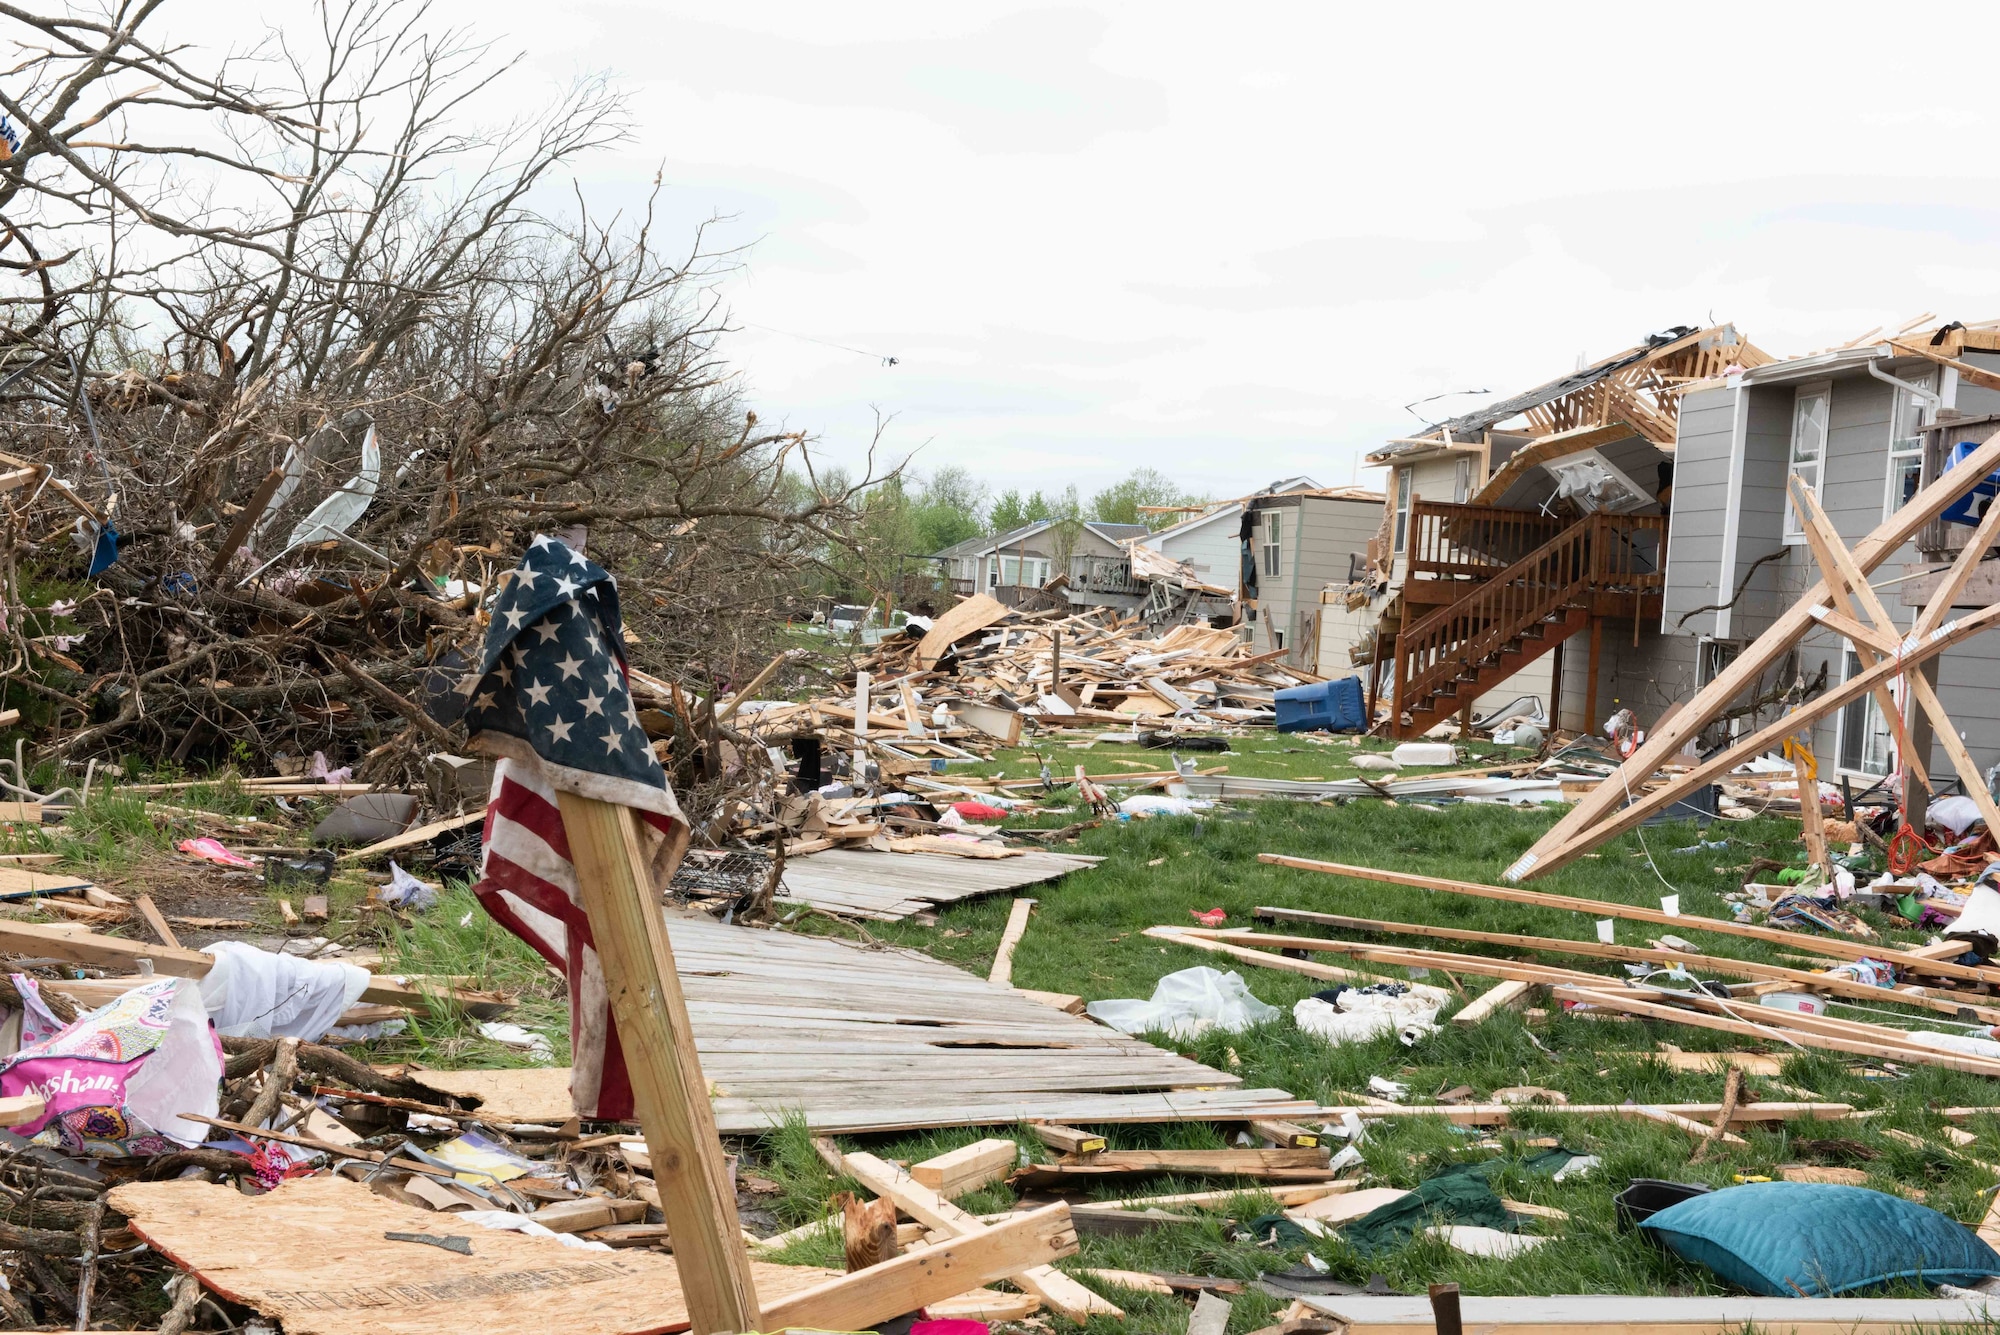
left=1715, top=381, right=1750, bottom=640
left=1867, top=357, right=1942, bottom=424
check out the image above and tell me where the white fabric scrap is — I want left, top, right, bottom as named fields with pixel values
left=1294, top=991, right=1443, bottom=1047
left=197, top=941, right=368, bottom=1041
left=1086, top=966, right=1279, bottom=1040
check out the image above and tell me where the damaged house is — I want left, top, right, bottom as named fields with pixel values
left=1335, top=324, right=1773, bottom=735
left=1660, top=320, right=2000, bottom=804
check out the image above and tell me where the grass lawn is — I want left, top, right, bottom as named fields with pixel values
left=18, top=746, right=2000, bottom=1332
left=758, top=744, right=2000, bottom=1331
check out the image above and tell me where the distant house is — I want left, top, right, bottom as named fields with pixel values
left=1134, top=476, right=1321, bottom=584
left=930, top=521, right=1150, bottom=608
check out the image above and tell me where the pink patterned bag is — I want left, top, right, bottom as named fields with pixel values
left=0, top=977, right=221, bottom=1156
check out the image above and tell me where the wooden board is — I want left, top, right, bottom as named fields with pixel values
left=776, top=847, right=1100, bottom=921
left=914, top=594, right=1011, bottom=668
left=0, top=864, right=96, bottom=899
left=338, top=807, right=485, bottom=863
left=1301, top=1293, right=2000, bottom=1334
left=409, top=917, right=1315, bottom=1136
left=107, top=1176, right=840, bottom=1335
left=913, top=1138, right=1019, bottom=1197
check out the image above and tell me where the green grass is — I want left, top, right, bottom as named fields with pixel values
left=941, top=728, right=1535, bottom=786
left=19, top=749, right=2000, bottom=1331
left=764, top=790, right=2000, bottom=1330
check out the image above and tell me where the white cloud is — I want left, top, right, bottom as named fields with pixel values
left=170, top=0, right=2000, bottom=503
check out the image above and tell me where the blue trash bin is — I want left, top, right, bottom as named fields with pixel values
left=1274, top=676, right=1366, bottom=733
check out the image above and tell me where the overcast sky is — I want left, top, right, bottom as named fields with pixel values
left=212, top=2, right=2000, bottom=503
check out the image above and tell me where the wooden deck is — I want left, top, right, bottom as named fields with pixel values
left=412, top=916, right=1314, bottom=1136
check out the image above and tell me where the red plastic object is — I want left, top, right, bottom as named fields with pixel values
left=913, top=1321, right=990, bottom=1335
left=1190, top=907, right=1227, bottom=928
left=1886, top=823, right=1936, bottom=875
left=951, top=801, right=1010, bottom=821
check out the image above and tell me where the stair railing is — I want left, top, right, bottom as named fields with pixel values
left=1390, top=513, right=1665, bottom=725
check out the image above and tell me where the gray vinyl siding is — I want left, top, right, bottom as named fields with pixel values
left=1662, top=388, right=1736, bottom=637
left=1818, top=373, right=1893, bottom=544
left=1727, top=384, right=1796, bottom=639
left=1248, top=497, right=1381, bottom=658
left=1952, top=349, right=2000, bottom=418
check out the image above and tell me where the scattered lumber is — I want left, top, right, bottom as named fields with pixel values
left=1011, top=1148, right=1335, bottom=1189
left=0, top=918, right=511, bottom=1016
left=1031, top=1124, right=1106, bottom=1156
left=988, top=897, right=1036, bottom=985
left=1551, top=984, right=2000, bottom=1078
left=821, top=1142, right=1120, bottom=1323
left=1244, top=907, right=2000, bottom=1024
left=1453, top=979, right=1536, bottom=1028
left=912, top=1138, right=1019, bottom=1198
left=760, top=1205, right=1080, bottom=1334
left=1252, top=860, right=2000, bottom=986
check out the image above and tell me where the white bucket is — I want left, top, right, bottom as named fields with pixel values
left=1759, top=992, right=1827, bottom=1016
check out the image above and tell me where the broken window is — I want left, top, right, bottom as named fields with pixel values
left=1836, top=649, right=1894, bottom=776
left=1393, top=469, right=1412, bottom=554
left=1261, top=512, right=1283, bottom=578
left=1454, top=457, right=1472, bottom=503
left=1785, top=384, right=1830, bottom=540
left=1884, top=372, right=1934, bottom=519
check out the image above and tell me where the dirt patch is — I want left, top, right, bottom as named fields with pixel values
left=91, top=851, right=276, bottom=946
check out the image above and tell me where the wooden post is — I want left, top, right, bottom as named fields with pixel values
left=854, top=671, right=869, bottom=741
left=1430, top=1282, right=1464, bottom=1335
left=555, top=794, right=761, bottom=1334
left=1051, top=630, right=1061, bottom=699
left=1794, top=740, right=1828, bottom=875
left=1585, top=615, right=1602, bottom=733
left=1906, top=659, right=1938, bottom=834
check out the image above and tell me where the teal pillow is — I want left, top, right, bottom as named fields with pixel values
left=1641, top=1182, right=2000, bottom=1296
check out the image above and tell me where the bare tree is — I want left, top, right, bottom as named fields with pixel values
left=0, top=0, right=892, bottom=793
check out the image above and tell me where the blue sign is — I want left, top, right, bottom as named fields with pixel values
left=1941, top=440, right=2000, bottom=527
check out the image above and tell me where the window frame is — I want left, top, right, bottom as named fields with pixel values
left=1882, top=371, right=1935, bottom=521
left=1784, top=381, right=1831, bottom=543
left=1453, top=456, right=1472, bottom=504
left=1261, top=511, right=1284, bottom=578
left=1392, top=468, right=1412, bottom=554
left=1835, top=645, right=1896, bottom=778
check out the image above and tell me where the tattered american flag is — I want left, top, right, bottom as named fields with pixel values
left=461, top=534, right=683, bottom=1120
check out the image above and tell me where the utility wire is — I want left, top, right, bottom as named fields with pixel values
left=746, top=323, right=900, bottom=367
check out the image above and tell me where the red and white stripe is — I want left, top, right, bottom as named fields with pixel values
left=472, top=755, right=677, bottom=1120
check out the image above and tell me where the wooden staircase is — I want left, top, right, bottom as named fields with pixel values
left=1383, top=511, right=1664, bottom=738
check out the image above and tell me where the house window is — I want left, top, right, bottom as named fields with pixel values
left=1261, top=512, right=1283, bottom=578
left=1698, top=639, right=1741, bottom=688
left=1272, top=628, right=1285, bottom=651
left=997, top=556, right=1048, bottom=587
left=1884, top=372, right=1935, bottom=519
left=1784, top=383, right=1830, bottom=541
left=1454, top=457, right=1472, bottom=504
left=1836, top=649, right=1894, bottom=777
left=1392, top=468, right=1412, bottom=553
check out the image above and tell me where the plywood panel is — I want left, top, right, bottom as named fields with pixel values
left=109, top=1176, right=839, bottom=1335
left=776, top=847, right=1101, bottom=921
